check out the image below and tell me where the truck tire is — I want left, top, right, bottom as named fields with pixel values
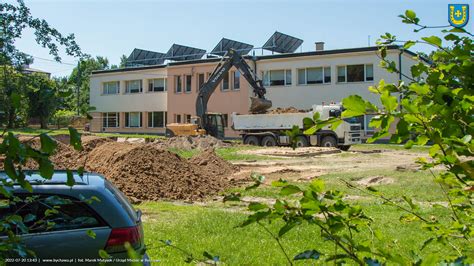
left=165, top=128, right=175, bottom=137
left=261, top=135, right=277, bottom=147
left=320, top=136, right=337, bottom=147
left=244, top=136, right=260, bottom=146
left=295, top=136, right=309, bottom=147
left=338, top=145, right=351, bottom=151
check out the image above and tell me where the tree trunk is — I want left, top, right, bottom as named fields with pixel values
left=40, top=116, right=48, bottom=129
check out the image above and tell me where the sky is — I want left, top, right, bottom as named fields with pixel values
left=10, top=0, right=473, bottom=77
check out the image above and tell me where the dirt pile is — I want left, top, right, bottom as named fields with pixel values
left=85, top=143, right=234, bottom=202
left=189, top=148, right=239, bottom=178
left=267, top=107, right=307, bottom=114
left=155, top=135, right=230, bottom=150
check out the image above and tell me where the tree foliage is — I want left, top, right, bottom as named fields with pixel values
left=233, top=10, right=473, bottom=265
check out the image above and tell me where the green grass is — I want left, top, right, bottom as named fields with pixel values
left=352, top=143, right=430, bottom=153
left=3, top=127, right=165, bottom=139
left=92, top=132, right=165, bottom=139
left=168, top=146, right=274, bottom=161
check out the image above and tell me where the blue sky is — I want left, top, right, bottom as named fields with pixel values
left=11, top=0, right=473, bottom=77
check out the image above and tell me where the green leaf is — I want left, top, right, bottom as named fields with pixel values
left=271, top=179, right=288, bottom=187
left=309, top=179, right=324, bottom=193
left=66, top=170, right=75, bottom=187
left=294, top=250, right=320, bottom=260
left=86, top=229, right=96, bottom=239
left=11, top=92, right=21, bottom=109
left=408, top=83, right=430, bottom=95
left=278, top=221, right=297, bottom=237
left=68, top=127, right=82, bottom=151
left=248, top=202, right=268, bottom=211
left=39, top=134, right=57, bottom=154
left=223, top=193, right=241, bottom=202
left=403, top=40, right=416, bottom=49
left=38, top=159, right=54, bottom=179
left=380, top=91, right=398, bottom=112
left=405, top=10, right=416, bottom=20
left=341, top=95, right=367, bottom=117
left=23, top=214, right=36, bottom=223
left=280, top=185, right=302, bottom=196
left=98, top=249, right=110, bottom=259
left=421, top=36, right=442, bottom=47
left=303, top=117, right=314, bottom=129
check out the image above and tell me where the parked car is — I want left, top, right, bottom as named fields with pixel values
left=0, top=171, right=150, bottom=265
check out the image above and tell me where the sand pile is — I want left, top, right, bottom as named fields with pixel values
left=268, top=107, right=307, bottom=114
left=85, top=142, right=236, bottom=202
left=155, top=135, right=230, bottom=150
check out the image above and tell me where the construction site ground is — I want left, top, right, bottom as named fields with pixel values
left=3, top=133, right=452, bottom=264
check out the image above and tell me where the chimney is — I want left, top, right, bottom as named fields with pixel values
left=315, top=42, right=325, bottom=51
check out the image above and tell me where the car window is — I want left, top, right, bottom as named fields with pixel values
left=0, top=194, right=105, bottom=234
left=104, top=180, right=138, bottom=222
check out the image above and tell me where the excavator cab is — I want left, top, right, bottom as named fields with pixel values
left=203, top=113, right=225, bottom=139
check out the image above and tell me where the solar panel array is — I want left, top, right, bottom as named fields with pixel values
left=262, top=31, right=303, bottom=53
left=126, top=48, right=165, bottom=67
left=210, top=38, right=254, bottom=56
left=165, top=44, right=207, bottom=61
left=125, top=32, right=304, bottom=67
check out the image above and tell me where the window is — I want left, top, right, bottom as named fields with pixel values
left=365, top=64, right=374, bottom=81
left=6, top=194, right=104, bottom=233
left=197, top=73, right=205, bottom=91
left=298, top=67, right=330, bottom=85
left=337, top=64, right=374, bottom=82
left=125, top=80, right=142, bottom=93
left=148, top=78, right=166, bottom=92
left=232, top=71, right=240, bottom=90
left=175, top=114, right=181, bottom=123
left=185, top=75, right=192, bottom=93
left=221, top=73, right=229, bottom=91
left=222, top=114, right=229, bottom=128
left=175, top=75, right=182, bottom=93
left=103, top=81, right=120, bottom=94
left=185, top=114, right=192, bottom=123
left=125, top=112, right=142, bottom=128
left=148, top=111, right=166, bottom=128
left=263, top=70, right=291, bottom=86
left=102, top=112, right=119, bottom=128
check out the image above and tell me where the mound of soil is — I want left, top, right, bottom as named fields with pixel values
left=85, top=143, right=234, bottom=201
left=267, top=107, right=307, bottom=114
left=155, top=135, right=230, bottom=150
left=189, top=148, right=238, bottom=178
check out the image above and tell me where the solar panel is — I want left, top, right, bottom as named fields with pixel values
left=165, top=44, right=206, bottom=61
left=126, top=48, right=165, bottom=67
left=262, top=31, right=303, bottom=53
left=210, top=38, right=254, bottom=56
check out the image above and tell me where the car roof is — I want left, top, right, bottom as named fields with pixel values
left=0, top=171, right=106, bottom=187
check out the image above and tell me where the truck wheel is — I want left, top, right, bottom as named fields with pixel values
left=244, top=136, right=260, bottom=146
left=338, top=145, right=351, bottom=151
left=261, top=136, right=277, bottom=147
left=320, top=136, right=337, bottom=147
left=295, top=136, right=309, bottom=147
left=165, top=128, right=175, bottom=137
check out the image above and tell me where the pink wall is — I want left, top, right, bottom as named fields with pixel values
left=167, top=63, right=250, bottom=137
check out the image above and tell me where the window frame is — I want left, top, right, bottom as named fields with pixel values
left=263, top=69, right=292, bottom=87
left=232, top=71, right=240, bottom=90
left=185, top=75, right=192, bottom=93
left=197, top=73, right=205, bottom=91
left=147, top=111, right=166, bottom=128
left=297, top=66, right=331, bottom=85
left=221, top=72, right=230, bottom=91
left=102, top=112, right=119, bottom=128
left=148, top=78, right=167, bottom=92
left=102, top=81, right=120, bottom=95
left=175, top=75, right=182, bottom=93
left=125, top=80, right=143, bottom=94
left=336, top=64, right=374, bottom=83
left=124, top=112, right=142, bottom=128
left=175, top=114, right=182, bottom=123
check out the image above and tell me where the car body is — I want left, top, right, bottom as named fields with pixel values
left=0, top=171, right=150, bottom=265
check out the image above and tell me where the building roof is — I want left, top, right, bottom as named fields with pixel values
left=91, top=45, right=412, bottom=75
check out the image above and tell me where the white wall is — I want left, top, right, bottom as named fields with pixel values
left=256, top=50, right=413, bottom=109
left=90, top=69, right=168, bottom=112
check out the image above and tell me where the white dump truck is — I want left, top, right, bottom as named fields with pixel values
left=232, top=104, right=362, bottom=150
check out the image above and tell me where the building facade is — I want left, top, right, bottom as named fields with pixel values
left=89, top=46, right=417, bottom=137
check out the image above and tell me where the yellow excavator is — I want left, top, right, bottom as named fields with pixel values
left=165, top=49, right=272, bottom=139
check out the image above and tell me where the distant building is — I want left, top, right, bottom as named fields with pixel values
left=22, top=65, right=51, bottom=78
left=89, top=44, right=417, bottom=138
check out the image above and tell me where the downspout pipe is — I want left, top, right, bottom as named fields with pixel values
left=398, top=49, right=403, bottom=111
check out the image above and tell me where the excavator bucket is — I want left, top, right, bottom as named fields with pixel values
left=250, top=97, right=272, bottom=113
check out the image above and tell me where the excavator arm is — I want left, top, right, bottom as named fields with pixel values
left=196, top=49, right=272, bottom=129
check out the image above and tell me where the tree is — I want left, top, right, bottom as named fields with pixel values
left=119, top=54, right=128, bottom=68
left=68, top=56, right=109, bottom=115
left=237, top=10, right=473, bottom=265
left=1, top=0, right=83, bottom=128
left=26, top=73, right=60, bottom=129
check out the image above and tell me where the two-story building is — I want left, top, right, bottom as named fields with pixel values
left=89, top=45, right=417, bottom=137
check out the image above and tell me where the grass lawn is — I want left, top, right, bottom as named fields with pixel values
left=169, top=146, right=274, bottom=161
left=138, top=165, right=458, bottom=265
left=3, top=127, right=165, bottom=139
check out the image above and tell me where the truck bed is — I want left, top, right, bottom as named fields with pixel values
left=232, top=112, right=313, bottom=130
